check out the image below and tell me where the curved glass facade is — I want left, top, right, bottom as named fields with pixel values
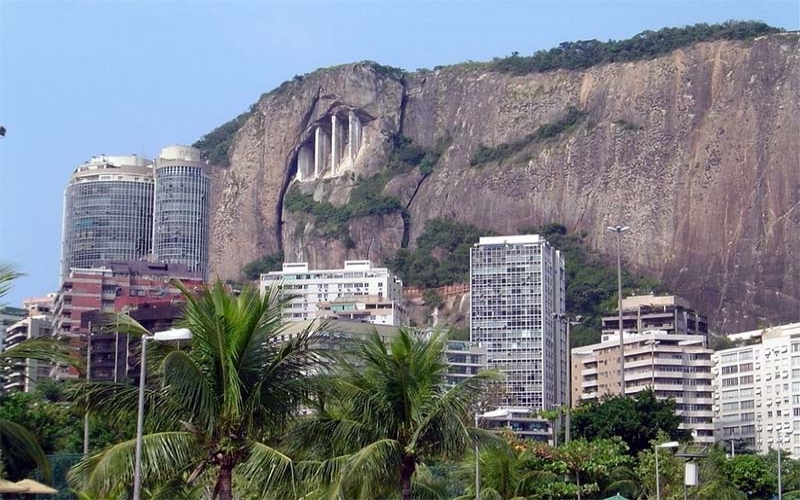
left=153, top=147, right=211, bottom=280
left=61, top=157, right=154, bottom=278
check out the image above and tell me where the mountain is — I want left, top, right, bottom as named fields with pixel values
left=198, top=24, right=800, bottom=333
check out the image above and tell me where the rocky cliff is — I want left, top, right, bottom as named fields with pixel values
left=207, top=33, right=800, bottom=333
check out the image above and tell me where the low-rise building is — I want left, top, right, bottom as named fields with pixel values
left=260, top=261, right=406, bottom=326
left=572, top=329, right=714, bottom=444
left=478, top=407, right=552, bottom=442
left=712, top=323, right=800, bottom=456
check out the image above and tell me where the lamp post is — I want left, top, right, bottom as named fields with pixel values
left=644, top=338, right=660, bottom=388
left=132, top=328, right=192, bottom=500
left=607, top=225, right=629, bottom=396
left=552, top=313, right=581, bottom=443
left=655, top=441, right=679, bottom=500
left=474, top=413, right=480, bottom=500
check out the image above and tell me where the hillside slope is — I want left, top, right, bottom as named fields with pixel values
left=204, top=31, right=800, bottom=333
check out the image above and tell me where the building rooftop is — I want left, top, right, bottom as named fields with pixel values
left=476, top=234, right=543, bottom=246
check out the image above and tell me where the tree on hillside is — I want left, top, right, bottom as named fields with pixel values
left=570, top=389, right=689, bottom=455
left=283, top=330, right=499, bottom=500
left=68, top=280, right=322, bottom=500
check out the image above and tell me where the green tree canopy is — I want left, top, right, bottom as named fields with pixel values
left=571, top=389, right=689, bottom=456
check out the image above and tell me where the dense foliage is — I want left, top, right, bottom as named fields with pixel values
left=571, top=389, right=689, bottom=456
left=389, top=219, right=491, bottom=288
left=241, top=251, right=284, bottom=280
left=192, top=110, right=254, bottom=166
left=491, top=21, right=782, bottom=75
left=470, top=107, right=587, bottom=167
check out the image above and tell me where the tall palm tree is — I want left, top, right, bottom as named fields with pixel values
left=285, top=330, right=497, bottom=500
left=68, top=280, right=322, bottom=500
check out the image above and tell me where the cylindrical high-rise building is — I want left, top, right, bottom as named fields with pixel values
left=61, top=155, right=154, bottom=279
left=153, top=145, right=211, bottom=280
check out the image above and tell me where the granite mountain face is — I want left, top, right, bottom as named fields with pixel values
left=206, top=33, right=800, bottom=333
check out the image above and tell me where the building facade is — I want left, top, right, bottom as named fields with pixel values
left=152, top=146, right=212, bottom=280
left=0, top=306, right=27, bottom=352
left=61, top=155, right=155, bottom=279
left=572, top=329, right=715, bottom=443
left=712, top=323, right=800, bottom=456
left=260, top=261, right=406, bottom=326
left=469, top=234, right=566, bottom=411
left=445, top=341, right=488, bottom=387
left=601, top=294, right=708, bottom=339
left=53, top=260, right=204, bottom=337
left=2, top=316, right=53, bottom=393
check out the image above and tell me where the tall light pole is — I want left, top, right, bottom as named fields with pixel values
left=645, top=337, right=660, bottom=388
left=607, top=225, right=629, bottom=395
left=655, top=441, right=679, bottom=500
left=474, top=413, right=480, bottom=500
left=132, top=328, right=192, bottom=500
left=553, top=313, right=580, bottom=443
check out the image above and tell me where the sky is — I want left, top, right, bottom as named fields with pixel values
left=1, top=0, right=798, bottom=306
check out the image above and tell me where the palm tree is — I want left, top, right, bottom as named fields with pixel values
left=454, top=444, right=557, bottom=500
left=68, top=280, right=322, bottom=500
left=285, top=330, right=497, bottom=500
left=0, top=262, right=61, bottom=482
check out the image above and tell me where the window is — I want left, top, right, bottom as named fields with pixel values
left=722, top=402, right=739, bottom=412
left=741, top=400, right=755, bottom=410
left=740, top=375, right=754, bottom=384
left=722, top=377, right=738, bottom=387
left=722, top=365, right=739, bottom=375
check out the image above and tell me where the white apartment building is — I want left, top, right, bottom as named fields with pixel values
left=260, top=260, right=406, bottom=326
left=2, top=315, right=53, bottom=393
left=712, top=323, right=800, bottom=456
left=469, top=234, right=566, bottom=411
left=572, top=329, right=715, bottom=444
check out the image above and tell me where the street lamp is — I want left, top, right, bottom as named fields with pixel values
left=607, top=225, right=629, bottom=395
left=644, top=338, right=660, bottom=388
left=655, top=441, right=679, bottom=500
left=552, top=313, right=581, bottom=443
left=132, top=328, right=192, bottom=500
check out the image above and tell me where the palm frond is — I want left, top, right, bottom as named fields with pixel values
left=0, top=417, right=51, bottom=481
left=0, top=262, right=24, bottom=300
left=0, top=337, right=77, bottom=368
left=68, top=431, right=196, bottom=496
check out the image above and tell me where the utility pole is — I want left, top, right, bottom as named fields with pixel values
left=83, top=322, right=91, bottom=456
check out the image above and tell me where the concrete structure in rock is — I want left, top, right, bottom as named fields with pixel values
left=469, top=234, right=566, bottom=411
left=260, top=260, right=406, bottom=326
left=300, top=111, right=363, bottom=182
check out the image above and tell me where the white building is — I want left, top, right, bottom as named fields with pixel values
left=573, top=329, right=715, bottom=444
left=469, top=234, right=566, bottom=411
left=444, top=341, right=488, bottom=387
left=712, top=323, right=800, bottom=456
left=260, top=260, right=406, bottom=326
left=2, top=315, right=53, bottom=393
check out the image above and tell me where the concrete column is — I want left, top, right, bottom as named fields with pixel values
left=314, top=126, right=330, bottom=178
left=298, top=144, right=313, bottom=181
left=348, top=111, right=359, bottom=161
left=331, top=115, right=344, bottom=176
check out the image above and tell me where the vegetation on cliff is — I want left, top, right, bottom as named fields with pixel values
left=242, top=251, right=284, bottom=280
left=192, top=109, right=255, bottom=166
left=470, top=106, right=588, bottom=167
left=491, top=21, right=781, bottom=75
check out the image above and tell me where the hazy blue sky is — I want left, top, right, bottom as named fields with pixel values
left=1, top=0, right=797, bottom=305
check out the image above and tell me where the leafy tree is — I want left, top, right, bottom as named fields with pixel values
left=571, top=389, right=688, bottom=455
left=456, top=442, right=557, bottom=500
left=423, top=289, right=444, bottom=309
left=284, top=330, right=498, bottom=500
left=68, top=280, right=321, bottom=500
left=550, top=438, right=630, bottom=500
left=725, top=454, right=776, bottom=499
left=241, top=251, right=284, bottom=281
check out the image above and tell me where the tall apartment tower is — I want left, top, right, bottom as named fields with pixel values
left=470, top=235, right=566, bottom=411
left=61, top=155, right=155, bottom=279
left=152, top=145, right=211, bottom=280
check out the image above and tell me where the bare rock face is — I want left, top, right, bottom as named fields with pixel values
left=210, top=35, right=800, bottom=333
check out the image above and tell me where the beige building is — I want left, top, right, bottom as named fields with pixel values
left=572, top=329, right=714, bottom=443
left=602, top=294, right=708, bottom=338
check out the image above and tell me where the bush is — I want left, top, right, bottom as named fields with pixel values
left=423, top=289, right=444, bottom=309
left=490, top=21, right=781, bottom=76
left=242, top=252, right=284, bottom=280
left=193, top=111, right=253, bottom=166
